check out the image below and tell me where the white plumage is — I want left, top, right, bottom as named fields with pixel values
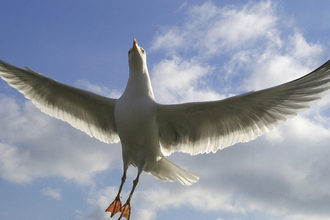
left=1, top=39, right=330, bottom=219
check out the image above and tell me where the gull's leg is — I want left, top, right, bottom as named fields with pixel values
left=118, top=171, right=142, bottom=220
left=105, top=170, right=127, bottom=217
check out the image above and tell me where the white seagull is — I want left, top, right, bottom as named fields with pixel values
left=1, top=39, right=330, bottom=219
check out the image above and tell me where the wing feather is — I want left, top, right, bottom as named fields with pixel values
left=0, top=60, right=119, bottom=143
left=156, top=59, right=330, bottom=155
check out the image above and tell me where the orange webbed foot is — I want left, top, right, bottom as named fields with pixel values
left=105, top=195, right=122, bottom=217
left=118, top=202, right=131, bottom=220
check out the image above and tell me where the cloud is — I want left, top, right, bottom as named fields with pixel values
left=150, top=1, right=327, bottom=96
left=242, top=31, right=325, bottom=91
left=151, top=1, right=281, bottom=56
left=0, top=143, right=31, bottom=183
left=1, top=1, right=330, bottom=220
left=87, top=186, right=121, bottom=220
left=0, top=94, right=122, bottom=185
left=145, top=1, right=330, bottom=220
left=106, top=115, right=330, bottom=219
left=283, top=215, right=330, bottom=220
left=151, top=56, right=223, bottom=103
left=41, top=187, right=62, bottom=200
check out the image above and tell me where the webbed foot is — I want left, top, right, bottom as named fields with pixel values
left=105, top=195, right=122, bottom=217
left=118, top=202, right=131, bottom=220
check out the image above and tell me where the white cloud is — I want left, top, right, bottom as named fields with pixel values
left=0, top=143, right=31, bottom=183
left=183, top=116, right=330, bottom=218
left=147, top=1, right=330, bottom=220
left=242, top=31, right=325, bottom=91
left=87, top=186, right=121, bottom=220
left=0, top=95, right=122, bottom=185
left=1, top=1, right=330, bottom=220
left=151, top=1, right=281, bottom=56
left=151, top=27, right=185, bottom=53
left=197, top=1, right=280, bottom=54
left=150, top=1, right=327, bottom=97
left=144, top=186, right=240, bottom=213
left=283, top=215, right=330, bottom=220
left=151, top=56, right=223, bottom=103
left=41, top=187, right=62, bottom=200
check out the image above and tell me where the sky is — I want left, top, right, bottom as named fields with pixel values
left=1, top=1, right=330, bottom=220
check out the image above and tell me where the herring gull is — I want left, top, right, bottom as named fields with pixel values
left=1, top=39, right=330, bottom=219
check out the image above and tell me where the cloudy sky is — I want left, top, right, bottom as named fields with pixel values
left=1, top=1, right=330, bottom=220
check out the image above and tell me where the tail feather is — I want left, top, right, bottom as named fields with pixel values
left=147, top=157, right=199, bottom=186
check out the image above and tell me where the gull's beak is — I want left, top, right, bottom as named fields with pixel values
left=133, top=38, right=138, bottom=50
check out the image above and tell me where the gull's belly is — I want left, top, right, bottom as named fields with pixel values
left=114, top=97, right=160, bottom=163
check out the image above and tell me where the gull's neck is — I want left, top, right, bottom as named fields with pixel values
left=125, top=63, right=155, bottom=100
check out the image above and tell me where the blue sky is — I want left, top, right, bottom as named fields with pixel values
left=1, top=1, right=330, bottom=220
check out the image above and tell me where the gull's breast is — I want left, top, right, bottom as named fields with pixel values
left=114, top=95, right=160, bottom=159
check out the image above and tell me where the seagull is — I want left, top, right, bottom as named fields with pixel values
left=1, top=39, right=330, bottom=219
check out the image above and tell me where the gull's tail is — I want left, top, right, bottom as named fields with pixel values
left=147, top=157, right=199, bottom=186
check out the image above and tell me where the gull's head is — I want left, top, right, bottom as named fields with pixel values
left=128, top=39, right=147, bottom=71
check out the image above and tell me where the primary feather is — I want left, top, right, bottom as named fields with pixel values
left=156, top=60, right=330, bottom=155
left=0, top=60, right=119, bottom=144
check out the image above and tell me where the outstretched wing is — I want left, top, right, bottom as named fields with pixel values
left=156, top=59, right=330, bottom=156
left=0, top=60, right=120, bottom=144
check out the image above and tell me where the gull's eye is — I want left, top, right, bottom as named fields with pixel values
left=140, top=48, right=145, bottom=53
left=128, top=50, right=131, bottom=55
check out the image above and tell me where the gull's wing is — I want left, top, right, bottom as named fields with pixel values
left=156, top=59, right=330, bottom=156
left=0, top=60, right=120, bottom=144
